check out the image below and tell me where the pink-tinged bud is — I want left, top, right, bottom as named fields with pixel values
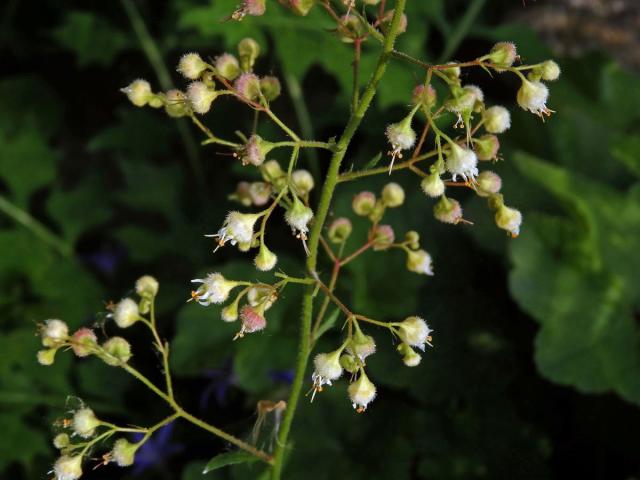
left=112, top=438, right=139, bottom=467
left=164, top=89, right=190, bottom=118
left=474, top=134, right=500, bottom=161
left=475, top=171, right=502, bottom=197
left=406, top=249, right=434, bottom=275
left=421, top=172, right=445, bottom=198
left=232, top=0, right=266, bottom=20
left=372, top=224, right=395, bottom=251
left=239, top=305, right=267, bottom=336
left=71, top=328, right=98, bottom=357
left=260, top=76, right=281, bottom=101
left=445, top=143, right=478, bottom=181
left=352, top=191, right=376, bottom=216
left=380, top=9, right=407, bottom=33
left=434, top=196, right=463, bottom=224
left=186, top=81, right=218, bottom=114
left=240, top=134, right=274, bottom=166
left=381, top=182, right=405, bottom=207
left=121, top=79, right=153, bottom=107
left=249, top=182, right=271, bottom=206
left=291, top=169, right=314, bottom=196
left=53, top=455, right=83, bottom=480
left=234, top=73, right=261, bottom=101
left=495, top=204, right=522, bottom=237
left=41, top=319, right=69, bottom=347
left=488, top=42, right=517, bottom=69
left=37, top=348, right=57, bottom=366
left=483, top=106, right=511, bottom=134
left=215, top=53, right=241, bottom=80
left=277, top=0, right=316, bottom=16
left=254, top=243, right=278, bottom=271
left=412, top=84, right=437, bottom=109
left=72, top=408, right=100, bottom=438
left=328, top=217, right=352, bottom=244
left=348, top=370, right=376, bottom=412
left=517, top=79, right=551, bottom=117
left=177, top=52, right=208, bottom=80
left=101, top=337, right=132, bottom=366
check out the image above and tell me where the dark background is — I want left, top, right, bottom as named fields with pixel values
left=1, top=0, right=639, bottom=479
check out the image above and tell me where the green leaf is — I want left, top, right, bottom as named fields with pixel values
left=314, top=307, right=340, bottom=341
left=612, top=134, right=640, bottom=178
left=203, top=451, right=259, bottom=473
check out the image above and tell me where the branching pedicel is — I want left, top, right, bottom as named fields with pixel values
left=38, top=1, right=560, bottom=479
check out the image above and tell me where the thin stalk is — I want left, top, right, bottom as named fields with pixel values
left=270, top=2, right=407, bottom=478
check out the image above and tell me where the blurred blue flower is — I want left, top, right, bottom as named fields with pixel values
left=199, top=358, right=237, bottom=412
left=130, top=421, right=183, bottom=476
left=80, top=246, right=125, bottom=276
left=269, top=369, right=294, bottom=385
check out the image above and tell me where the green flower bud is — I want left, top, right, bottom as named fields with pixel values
left=381, top=182, right=405, bottom=207
left=215, top=53, right=241, bottom=80
left=328, top=217, right=352, bottom=244
left=412, top=84, right=437, bottom=110
left=112, top=438, right=139, bottom=467
left=234, top=73, right=262, bottom=101
left=37, top=348, right=58, bottom=366
left=440, top=62, right=461, bottom=82
left=260, top=76, right=281, bottom=101
left=291, top=169, right=314, bottom=196
left=397, top=343, right=421, bottom=367
left=474, top=134, right=500, bottom=161
left=406, top=249, right=434, bottom=275
left=177, top=52, right=208, bottom=80
left=539, top=60, right=561, bottom=81
left=121, top=79, right=153, bottom=107
left=475, top=171, right=502, bottom=197
left=405, top=230, right=420, bottom=249
left=238, top=37, right=261, bottom=71
left=488, top=42, right=517, bottom=69
left=483, top=106, right=511, bottom=134
left=254, top=243, right=278, bottom=271
left=348, top=370, right=376, bottom=412
left=433, top=195, right=463, bottom=224
left=394, top=316, right=433, bottom=350
left=372, top=224, right=395, bottom=251
left=71, top=328, right=98, bottom=358
left=53, top=433, right=70, bottom=450
left=339, top=354, right=358, bottom=373
left=495, top=204, right=522, bottom=237
left=163, top=89, right=190, bottom=118
left=352, top=191, right=376, bottom=216
left=285, top=196, right=314, bottom=236
left=349, top=326, right=376, bottom=360
left=261, top=160, right=286, bottom=187
left=135, top=275, right=159, bottom=299
left=420, top=172, right=445, bottom=198
left=102, top=337, right=132, bottom=366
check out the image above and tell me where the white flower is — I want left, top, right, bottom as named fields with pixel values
left=53, top=455, right=83, bottom=480
left=394, top=316, right=433, bottom=351
left=113, top=298, right=139, bottom=328
left=285, top=197, right=314, bottom=238
left=406, top=249, right=434, bottom=276
left=190, top=273, right=238, bottom=305
left=207, top=211, right=261, bottom=250
left=177, top=52, right=207, bottom=80
left=495, top=205, right=522, bottom=237
left=348, top=371, right=376, bottom=412
left=385, top=118, right=416, bottom=172
left=41, top=319, right=69, bottom=346
left=111, top=438, right=138, bottom=467
left=483, top=106, right=511, bottom=134
left=445, top=143, right=478, bottom=181
left=72, top=408, right=100, bottom=438
left=186, top=81, right=218, bottom=114
left=517, top=79, right=552, bottom=117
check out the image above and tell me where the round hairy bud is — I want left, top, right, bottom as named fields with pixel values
left=488, top=42, right=517, bottom=69
left=261, top=159, right=285, bottom=184
left=352, top=191, right=376, bottom=216
left=248, top=182, right=271, bottom=206
left=215, top=53, right=241, bottom=80
left=164, top=89, right=190, bottom=118
left=113, top=298, right=139, bottom=328
left=474, top=134, right=500, bottom=161
left=238, top=37, right=261, bottom=70
left=445, top=143, right=478, bottom=181
left=191, top=273, right=240, bottom=306
left=483, top=106, right=511, bottom=134
left=72, top=408, right=100, bottom=438
left=135, top=275, right=159, bottom=298
left=381, top=182, right=405, bottom=207
left=53, top=433, right=70, bottom=450
left=349, top=328, right=376, bottom=360
left=187, top=81, right=218, bottom=114
left=372, top=224, right=395, bottom=251
left=420, top=172, right=445, bottom=198
left=102, top=337, right=132, bottom=366
left=517, top=79, right=550, bottom=116
left=240, top=305, right=267, bottom=334
left=397, top=343, right=421, bottom=367
left=313, top=350, right=343, bottom=382
left=339, top=354, right=358, bottom=374
left=177, top=52, right=208, bottom=80
left=348, top=371, right=376, bottom=412
left=121, top=79, right=153, bottom=107
left=539, top=60, right=560, bottom=81
left=240, top=134, right=274, bottom=166
left=37, top=348, right=57, bottom=366
left=291, top=169, right=314, bottom=196
left=285, top=196, right=314, bottom=235
left=328, top=217, right=352, bottom=244
left=406, top=249, right=434, bottom=275
left=260, top=76, right=281, bottom=101
left=395, top=316, right=433, bottom=350
left=446, top=85, right=482, bottom=113
left=495, top=204, right=522, bottom=237
left=475, top=171, right=502, bottom=197
left=278, top=0, right=317, bottom=16
left=53, top=455, right=83, bottom=480
left=41, top=319, right=69, bottom=347
left=71, top=328, right=97, bottom=357
left=441, top=62, right=461, bottom=81
left=386, top=118, right=416, bottom=153
left=254, top=243, right=278, bottom=271
left=221, top=299, right=240, bottom=322
left=112, top=438, right=139, bottom=467
left=434, top=196, right=463, bottom=224
left=405, top=230, right=420, bottom=249
left=234, top=73, right=261, bottom=101
left=412, top=84, right=437, bottom=110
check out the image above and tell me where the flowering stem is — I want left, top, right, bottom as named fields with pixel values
left=271, top=140, right=332, bottom=150
left=339, top=240, right=373, bottom=267
left=192, top=115, right=242, bottom=148
left=265, top=109, right=300, bottom=141
left=337, top=149, right=438, bottom=182
left=270, top=4, right=407, bottom=476
left=135, top=412, right=181, bottom=445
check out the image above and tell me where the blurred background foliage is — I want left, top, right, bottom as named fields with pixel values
left=1, top=0, right=639, bottom=478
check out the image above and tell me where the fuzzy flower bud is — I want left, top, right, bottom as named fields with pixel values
left=248, top=182, right=271, bottom=206
left=386, top=115, right=416, bottom=165
left=474, top=134, right=500, bottom=161
left=221, top=299, right=240, bottom=322
left=475, top=171, right=502, bottom=197
left=215, top=53, right=241, bottom=80
left=446, top=143, right=478, bottom=181
left=420, top=172, right=445, bottom=198
left=260, top=76, right=281, bottom=101
left=163, top=89, right=190, bottom=118
left=238, top=305, right=267, bottom=337
left=232, top=0, right=266, bottom=19
left=445, top=85, right=481, bottom=113
left=191, top=273, right=240, bottom=305
left=135, top=275, right=159, bottom=298
left=352, top=191, right=376, bottom=216
left=111, top=438, right=139, bottom=467
left=349, top=327, right=376, bottom=360
left=186, top=81, right=218, bottom=114
left=313, top=350, right=343, bottom=384
left=247, top=286, right=276, bottom=310
left=348, top=370, right=376, bottom=412
left=394, top=316, right=433, bottom=350
left=240, top=134, right=274, bottom=166
left=261, top=159, right=286, bottom=185
left=483, top=106, right=511, bottom=134
left=285, top=196, right=314, bottom=237
left=238, top=37, right=261, bottom=71
left=517, top=79, right=551, bottom=117
left=397, top=343, right=421, bottom=367
left=53, top=433, right=70, bottom=450
left=37, top=348, right=58, bottom=366
left=381, top=182, right=405, bottom=207
left=254, top=243, right=278, bottom=271
left=328, top=217, right=352, bottom=244
left=495, top=204, right=522, bottom=237
left=441, top=62, right=461, bottom=80
left=433, top=196, right=463, bottom=224
left=340, top=354, right=358, bottom=374
left=406, top=249, right=434, bottom=275
left=177, top=53, right=208, bottom=80
left=102, top=337, right=132, bottom=366
left=291, top=169, right=314, bottom=196
left=372, top=224, right=395, bottom=251
left=405, top=230, right=420, bottom=249
left=121, top=79, right=153, bottom=107
left=53, top=454, right=83, bottom=480
left=113, top=298, right=139, bottom=328
left=539, top=60, right=561, bottom=81
left=72, top=408, right=100, bottom=438
left=412, top=84, right=437, bottom=110
left=71, top=328, right=97, bottom=357
left=278, top=0, right=316, bottom=16
left=41, top=319, right=69, bottom=347
left=209, top=211, right=261, bottom=249
left=234, top=73, right=261, bottom=101
left=488, top=42, right=517, bottom=69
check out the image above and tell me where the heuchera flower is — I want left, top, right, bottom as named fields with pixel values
left=517, top=79, right=552, bottom=117
left=348, top=370, right=377, bottom=412
left=394, top=316, right=433, bottom=351
left=311, top=350, right=343, bottom=400
left=406, top=249, right=434, bottom=275
left=207, top=211, right=261, bottom=251
left=445, top=143, right=478, bottom=181
left=190, top=273, right=239, bottom=305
